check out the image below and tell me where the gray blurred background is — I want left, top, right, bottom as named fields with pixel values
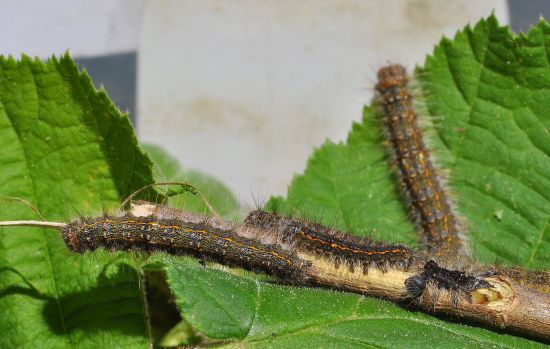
left=2, top=0, right=546, bottom=202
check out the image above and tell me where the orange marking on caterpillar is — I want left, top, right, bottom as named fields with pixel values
left=299, top=230, right=408, bottom=256
left=244, top=210, right=415, bottom=273
left=63, top=215, right=311, bottom=280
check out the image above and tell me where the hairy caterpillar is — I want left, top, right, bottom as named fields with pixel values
left=62, top=214, right=311, bottom=282
left=244, top=209, right=414, bottom=273
left=376, top=64, right=467, bottom=258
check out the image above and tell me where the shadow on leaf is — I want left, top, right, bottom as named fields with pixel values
left=0, top=263, right=145, bottom=338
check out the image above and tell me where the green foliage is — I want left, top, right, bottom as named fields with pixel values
left=0, top=54, right=152, bottom=348
left=0, top=15, right=548, bottom=348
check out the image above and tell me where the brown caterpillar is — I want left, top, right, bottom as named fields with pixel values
left=244, top=209, right=416, bottom=273
left=376, top=64, right=467, bottom=258
left=62, top=214, right=312, bottom=282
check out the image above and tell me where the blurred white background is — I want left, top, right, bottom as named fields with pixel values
left=1, top=0, right=511, bottom=201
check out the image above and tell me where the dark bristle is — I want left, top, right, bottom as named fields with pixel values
left=409, top=260, right=493, bottom=305
left=405, top=275, right=426, bottom=298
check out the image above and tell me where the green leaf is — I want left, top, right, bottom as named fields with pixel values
left=0, top=54, right=155, bottom=348
left=417, top=16, right=550, bottom=268
left=143, top=143, right=240, bottom=218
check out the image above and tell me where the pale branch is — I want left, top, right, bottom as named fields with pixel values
left=0, top=220, right=66, bottom=228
